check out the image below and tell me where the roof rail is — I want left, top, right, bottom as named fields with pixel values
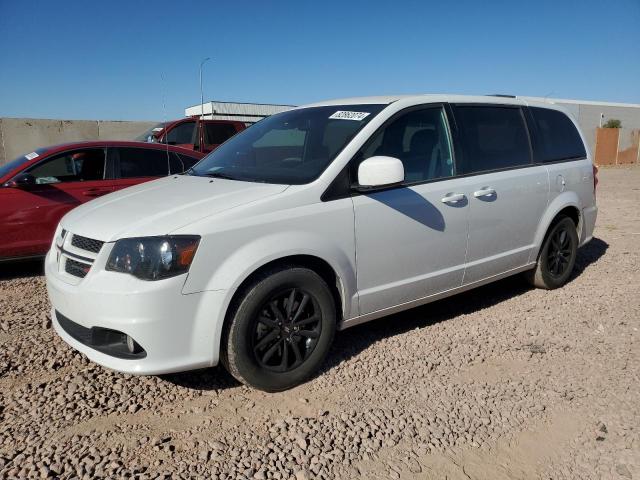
left=488, top=94, right=517, bottom=98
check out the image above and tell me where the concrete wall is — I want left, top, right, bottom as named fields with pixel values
left=3, top=99, right=640, bottom=166
left=96, top=120, right=158, bottom=141
left=0, top=118, right=157, bottom=166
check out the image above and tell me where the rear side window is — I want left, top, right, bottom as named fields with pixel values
left=204, top=123, right=237, bottom=144
left=117, top=148, right=170, bottom=178
left=165, top=122, right=196, bottom=145
left=529, top=107, right=586, bottom=162
left=455, top=106, right=531, bottom=174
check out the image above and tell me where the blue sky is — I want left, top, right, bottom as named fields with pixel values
left=1, top=0, right=638, bottom=120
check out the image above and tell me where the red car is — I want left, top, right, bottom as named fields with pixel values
left=135, top=117, right=246, bottom=153
left=0, top=141, right=204, bottom=260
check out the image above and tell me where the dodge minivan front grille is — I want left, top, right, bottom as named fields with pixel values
left=57, top=231, right=102, bottom=280
left=71, top=234, right=104, bottom=254
left=65, top=258, right=90, bottom=278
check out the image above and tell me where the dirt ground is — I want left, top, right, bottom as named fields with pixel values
left=1, top=166, right=638, bottom=480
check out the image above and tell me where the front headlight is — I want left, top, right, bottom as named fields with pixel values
left=106, top=236, right=200, bottom=281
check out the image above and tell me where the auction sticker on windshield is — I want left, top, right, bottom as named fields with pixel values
left=329, top=111, right=371, bottom=121
left=25, top=152, right=39, bottom=160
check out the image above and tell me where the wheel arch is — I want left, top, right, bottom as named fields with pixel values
left=197, top=231, right=358, bottom=362
left=531, top=193, right=582, bottom=262
left=226, top=254, right=346, bottom=325
left=213, top=253, right=349, bottom=369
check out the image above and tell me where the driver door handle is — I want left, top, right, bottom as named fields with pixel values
left=441, top=193, right=466, bottom=204
left=473, top=187, right=496, bottom=198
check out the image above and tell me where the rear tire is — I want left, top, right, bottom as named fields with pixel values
left=221, top=266, right=336, bottom=392
left=526, top=216, right=578, bottom=289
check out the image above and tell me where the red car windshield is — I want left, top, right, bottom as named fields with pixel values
left=135, top=123, right=167, bottom=142
left=0, top=148, right=49, bottom=181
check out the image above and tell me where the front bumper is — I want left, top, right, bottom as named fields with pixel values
left=46, top=247, right=228, bottom=375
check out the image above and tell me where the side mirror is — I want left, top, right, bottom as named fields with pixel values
left=6, top=172, right=36, bottom=188
left=356, top=156, right=404, bottom=190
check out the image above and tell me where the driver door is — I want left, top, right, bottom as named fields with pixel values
left=352, top=105, right=470, bottom=315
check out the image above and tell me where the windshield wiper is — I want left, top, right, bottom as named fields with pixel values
left=201, top=172, right=238, bottom=180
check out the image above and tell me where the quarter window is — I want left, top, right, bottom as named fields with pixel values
left=355, top=106, right=454, bottom=183
left=455, top=106, right=531, bottom=174
left=529, top=107, right=586, bottom=162
left=27, top=148, right=106, bottom=184
left=117, top=148, right=169, bottom=178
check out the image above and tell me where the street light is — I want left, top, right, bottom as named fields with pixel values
left=200, top=57, right=211, bottom=119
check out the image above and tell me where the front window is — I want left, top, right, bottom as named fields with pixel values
left=165, top=121, right=196, bottom=145
left=353, top=106, right=454, bottom=183
left=27, top=148, right=106, bottom=184
left=190, top=104, right=385, bottom=184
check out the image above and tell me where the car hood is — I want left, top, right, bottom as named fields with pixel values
left=61, top=175, right=288, bottom=241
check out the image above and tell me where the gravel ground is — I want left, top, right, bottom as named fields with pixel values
left=1, top=166, right=638, bottom=480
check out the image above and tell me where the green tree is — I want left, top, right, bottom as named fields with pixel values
left=603, top=119, right=622, bottom=128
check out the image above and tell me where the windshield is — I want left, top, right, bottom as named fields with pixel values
left=134, top=122, right=167, bottom=142
left=0, top=148, right=49, bottom=180
left=189, top=104, right=385, bottom=184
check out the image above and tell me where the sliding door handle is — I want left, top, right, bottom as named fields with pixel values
left=441, top=193, right=466, bottom=204
left=473, top=187, right=496, bottom=198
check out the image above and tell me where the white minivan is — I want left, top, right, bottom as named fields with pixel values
left=46, top=95, right=598, bottom=391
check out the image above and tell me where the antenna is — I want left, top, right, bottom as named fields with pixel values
left=161, top=72, right=171, bottom=174
left=200, top=58, right=211, bottom=120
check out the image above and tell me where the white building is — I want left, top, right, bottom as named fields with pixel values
left=185, top=101, right=294, bottom=124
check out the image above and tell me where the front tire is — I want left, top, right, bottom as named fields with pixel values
left=526, top=216, right=578, bottom=289
left=221, top=267, right=336, bottom=392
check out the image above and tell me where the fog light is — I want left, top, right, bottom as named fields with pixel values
left=126, top=335, right=135, bottom=353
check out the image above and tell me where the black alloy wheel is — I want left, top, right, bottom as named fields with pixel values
left=221, top=267, right=336, bottom=391
left=546, top=227, right=573, bottom=277
left=525, top=215, right=578, bottom=290
left=252, top=288, right=322, bottom=372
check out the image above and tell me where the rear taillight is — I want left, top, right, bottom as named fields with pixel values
left=593, top=164, right=598, bottom=195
